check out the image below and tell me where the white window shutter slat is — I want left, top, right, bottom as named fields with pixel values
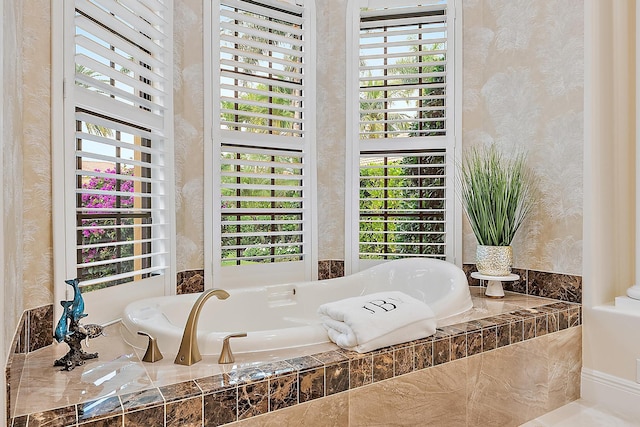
left=70, top=0, right=171, bottom=291
left=357, top=2, right=452, bottom=262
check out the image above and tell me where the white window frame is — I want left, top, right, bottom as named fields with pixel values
left=345, top=0, right=462, bottom=274
left=52, top=0, right=176, bottom=325
left=204, top=0, right=317, bottom=290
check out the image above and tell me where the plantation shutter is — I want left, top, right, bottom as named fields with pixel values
left=357, top=1, right=453, bottom=261
left=359, top=4, right=447, bottom=139
left=71, top=0, right=172, bottom=290
left=216, top=0, right=311, bottom=268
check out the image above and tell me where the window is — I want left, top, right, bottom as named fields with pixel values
left=55, top=0, right=174, bottom=322
left=347, top=0, right=460, bottom=271
left=207, top=0, right=316, bottom=287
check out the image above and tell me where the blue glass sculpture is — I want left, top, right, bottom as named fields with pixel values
left=53, top=278, right=104, bottom=371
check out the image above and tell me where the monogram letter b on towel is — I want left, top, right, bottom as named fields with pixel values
left=318, top=291, right=437, bottom=353
left=362, top=298, right=399, bottom=314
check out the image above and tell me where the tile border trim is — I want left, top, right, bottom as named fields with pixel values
left=9, top=294, right=582, bottom=426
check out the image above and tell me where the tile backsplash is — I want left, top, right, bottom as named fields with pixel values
left=463, top=264, right=582, bottom=303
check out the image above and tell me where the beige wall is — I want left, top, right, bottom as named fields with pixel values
left=4, top=0, right=585, bottom=338
left=174, top=0, right=206, bottom=271
left=462, top=0, right=584, bottom=275
left=3, top=0, right=24, bottom=353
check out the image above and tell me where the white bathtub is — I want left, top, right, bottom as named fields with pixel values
left=121, top=258, right=473, bottom=355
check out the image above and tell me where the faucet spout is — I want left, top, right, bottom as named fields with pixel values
left=174, top=288, right=230, bottom=366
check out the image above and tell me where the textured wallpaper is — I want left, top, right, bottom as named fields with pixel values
left=316, top=0, right=348, bottom=260
left=462, top=0, right=584, bottom=275
left=174, top=0, right=205, bottom=271
left=21, top=0, right=53, bottom=307
left=7, top=0, right=585, bottom=321
left=3, top=0, right=25, bottom=345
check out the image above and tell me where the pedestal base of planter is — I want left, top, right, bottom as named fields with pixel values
left=471, top=272, right=520, bottom=299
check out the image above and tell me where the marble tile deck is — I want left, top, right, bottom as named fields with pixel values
left=9, top=287, right=580, bottom=425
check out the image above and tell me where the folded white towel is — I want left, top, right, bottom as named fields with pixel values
left=317, top=291, right=436, bottom=353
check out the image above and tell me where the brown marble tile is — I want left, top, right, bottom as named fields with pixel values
left=523, top=318, right=536, bottom=340
left=330, top=260, right=345, bottom=278
left=78, top=414, right=123, bottom=426
left=510, top=320, right=524, bottom=344
left=414, top=340, right=433, bottom=370
left=298, top=367, right=324, bottom=403
left=269, top=373, right=298, bottom=411
left=166, top=396, right=203, bottom=427
left=238, top=380, right=269, bottom=420
left=463, top=263, right=480, bottom=286
left=159, top=380, right=202, bottom=402
left=26, top=405, right=77, bottom=427
left=317, top=260, right=331, bottom=280
left=547, top=311, right=559, bottom=333
left=124, top=405, right=164, bottom=427
left=433, top=337, right=451, bottom=365
left=78, top=396, right=123, bottom=424
left=558, top=309, right=569, bottom=330
left=176, top=270, right=205, bottom=294
left=451, top=334, right=467, bottom=360
left=569, top=306, right=581, bottom=327
left=482, top=327, right=497, bottom=352
left=121, top=388, right=164, bottom=412
left=528, top=270, right=582, bottom=303
left=12, top=415, right=27, bottom=427
left=349, top=356, right=373, bottom=388
left=502, top=268, right=527, bottom=294
left=28, top=304, right=54, bottom=352
left=204, top=387, right=238, bottom=426
left=372, top=349, right=394, bottom=382
left=393, top=345, right=414, bottom=376
left=497, top=324, right=510, bottom=348
left=536, top=314, right=548, bottom=337
left=325, top=361, right=349, bottom=395
left=467, top=331, right=483, bottom=356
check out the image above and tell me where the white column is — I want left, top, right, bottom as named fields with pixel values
left=628, top=1, right=640, bottom=300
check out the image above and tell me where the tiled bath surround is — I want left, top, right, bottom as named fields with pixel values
left=463, top=264, right=583, bottom=303
left=5, top=265, right=582, bottom=426
left=175, top=260, right=345, bottom=295
left=5, top=304, right=54, bottom=427
left=317, top=260, right=345, bottom=280
left=7, top=289, right=581, bottom=426
left=177, top=270, right=205, bottom=294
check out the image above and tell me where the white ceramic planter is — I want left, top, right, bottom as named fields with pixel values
left=476, top=245, right=513, bottom=276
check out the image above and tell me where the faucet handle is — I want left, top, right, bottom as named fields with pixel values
left=138, top=331, right=163, bottom=363
left=218, top=332, right=247, bottom=364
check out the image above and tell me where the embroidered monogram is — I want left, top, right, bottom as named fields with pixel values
left=362, top=297, right=402, bottom=314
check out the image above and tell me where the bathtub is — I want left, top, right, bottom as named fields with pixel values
left=121, top=258, right=473, bottom=355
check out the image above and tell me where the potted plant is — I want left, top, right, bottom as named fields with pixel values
left=458, top=145, right=535, bottom=276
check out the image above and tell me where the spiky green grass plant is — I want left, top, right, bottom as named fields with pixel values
left=459, top=145, right=535, bottom=247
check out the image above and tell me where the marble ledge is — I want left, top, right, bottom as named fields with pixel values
left=8, top=288, right=581, bottom=426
